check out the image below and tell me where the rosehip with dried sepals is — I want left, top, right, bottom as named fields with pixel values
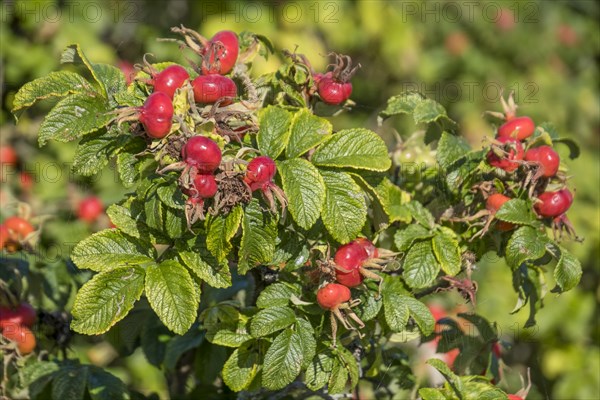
left=244, top=156, right=277, bottom=191
left=318, top=77, right=352, bottom=105
left=497, top=116, right=535, bottom=140
left=201, top=31, right=239, bottom=75
left=149, top=65, right=190, bottom=98
left=486, top=194, right=515, bottom=231
left=487, top=136, right=524, bottom=172
left=181, top=136, right=222, bottom=173
left=524, top=145, right=560, bottom=178
left=192, top=75, right=237, bottom=105
left=354, top=237, right=378, bottom=258
left=534, top=189, right=573, bottom=218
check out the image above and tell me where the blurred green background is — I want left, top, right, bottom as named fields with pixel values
left=1, top=1, right=598, bottom=399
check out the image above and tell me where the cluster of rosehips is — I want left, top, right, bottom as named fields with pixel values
left=0, top=216, right=34, bottom=253
left=312, top=53, right=358, bottom=105
left=0, top=303, right=37, bottom=355
left=119, top=30, right=239, bottom=140
left=316, top=238, right=396, bottom=346
left=485, top=94, right=574, bottom=235
left=1, top=145, right=35, bottom=193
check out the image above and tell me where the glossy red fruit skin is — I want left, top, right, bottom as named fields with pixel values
left=524, top=145, right=560, bottom=178
left=193, top=174, right=218, bottom=198
left=336, top=268, right=363, bottom=288
left=487, top=137, right=524, bottom=172
left=0, top=303, right=37, bottom=329
left=192, top=75, right=237, bottom=104
left=497, top=116, right=535, bottom=140
left=534, top=189, right=573, bottom=217
left=0, top=146, right=17, bottom=166
left=201, top=31, right=239, bottom=75
left=244, top=156, right=276, bottom=190
left=318, top=77, right=351, bottom=105
left=353, top=238, right=378, bottom=258
left=4, top=217, right=34, bottom=240
left=152, top=65, right=190, bottom=98
left=141, top=92, right=174, bottom=119
left=334, top=242, right=369, bottom=273
left=182, top=136, right=222, bottom=173
left=78, top=196, right=104, bottom=223
left=118, top=61, right=136, bottom=85
left=507, top=395, right=523, bottom=400
left=139, top=92, right=174, bottom=138
left=316, top=283, right=351, bottom=310
left=1, top=324, right=36, bottom=354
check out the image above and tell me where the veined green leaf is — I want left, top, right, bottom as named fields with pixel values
left=312, top=128, right=391, bottom=171
left=71, top=266, right=145, bottom=334
left=286, top=109, right=332, bottom=158
left=206, top=206, right=243, bottom=262
left=277, top=158, right=325, bottom=229
left=145, top=260, right=198, bottom=335
left=320, top=170, right=367, bottom=243
left=249, top=306, right=296, bottom=337
left=262, top=329, right=304, bottom=390
left=238, top=199, right=278, bottom=274
left=257, top=106, right=294, bottom=159
left=402, top=240, right=440, bottom=289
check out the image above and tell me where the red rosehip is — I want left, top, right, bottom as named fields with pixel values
left=353, top=238, right=378, bottom=258
left=244, top=156, right=276, bottom=191
left=497, top=116, right=535, bottom=140
left=201, top=31, right=239, bottom=75
left=316, top=283, right=351, bottom=310
left=534, top=189, right=573, bottom=218
left=181, top=136, right=222, bottom=173
left=192, top=75, right=237, bottom=105
left=192, top=174, right=218, bottom=199
left=487, top=137, right=524, bottom=172
left=3, top=217, right=34, bottom=241
left=0, top=303, right=36, bottom=329
left=524, top=145, right=560, bottom=178
left=1, top=325, right=36, bottom=355
left=318, top=77, right=352, bottom=105
left=0, top=225, right=9, bottom=249
left=139, top=92, right=174, bottom=139
left=0, top=146, right=17, bottom=166
left=78, top=196, right=104, bottom=223
left=150, top=65, right=190, bottom=98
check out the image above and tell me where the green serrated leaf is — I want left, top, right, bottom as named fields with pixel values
left=105, top=204, right=142, bottom=239
left=52, top=365, right=88, bottom=400
left=72, top=129, right=120, bottom=176
left=277, top=158, right=325, bottom=230
left=320, top=170, right=367, bottom=243
left=553, top=246, right=582, bottom=292
left=383, top=292, right=409, bottom=332
left=222, top=346, right=260, bottom=392
left=262, top=329, right=304, bottom=390
left=157, top=183, right=187, bottom=210
left=494, top=199, right=537, bottom=225
left=505, top=226, right=548, bottom=268
left=256, top=282, right=300, bottom=308
left=402, top=201, right=435, bottom=228
left=395, top=224, right=433, bottom=252
left=145, top=260, right=198, bottom=335
left=402, top=240, right=440, bottom=289
left=249, top=306, right=296, bottom=337
left=437, top=132, right=471, bottom=169
left=71, top=266, right=145, bottom=335
left=61, top=44, right=106, bottom=97
left=328, top=358, right=349, bottom=394
left=91, top=63, right=127, bottom=106
left=426, top=358, right=463, bottom=396
left=38, top=93, right=112, bottom=146
left=432, top=229, right=462, bottom=276
left=163, top=329, right=204, bottom=371
left=374, top=177, right=412, bottom=223
left=404, top=296, right=435, bottom=335
left=238, top=200, right=278, bottom=274
left=336, top=346, right=360, bottom=389
left=305, top=353, right=333, bottom=391
left=378, top=92, right=426, bottom=122
left=87, top=365, right=130, bottom=400
left=295, top=318, right=316, bottom=369
left=257, top=106, right=294, bottom=158
left=286, top=109, right=332, bottom=158
left=312, top=128, right=391, bottom=171
left=12, top=71, right=94, bottom=115
left=72, top=229, right=155, bottom=272
left=206, top=206, right=243, bottom=262
left=413, top=99, right=449, bottom=125
left=179, top=236, right=232, bottom=289
left=19, top=361, right=60, bottom=399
